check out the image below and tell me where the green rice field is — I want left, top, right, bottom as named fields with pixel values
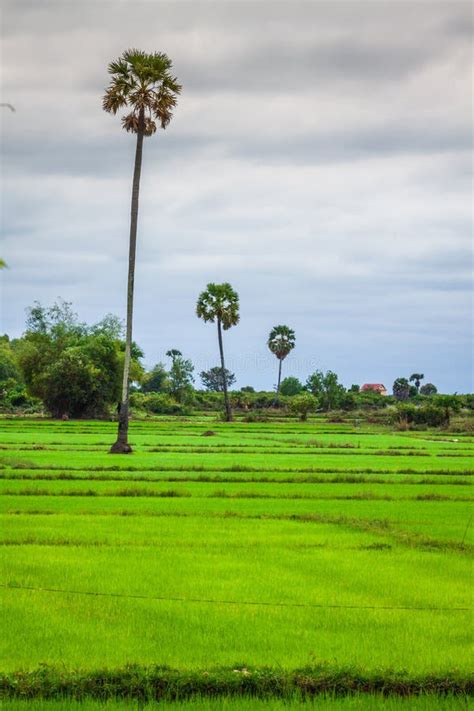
left=0, top=417, right=472, bottom=707
left=1, top=695, right=471, bottom=710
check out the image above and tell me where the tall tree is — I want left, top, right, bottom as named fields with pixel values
left=196, top=283, right=239, bottom=421
left=393, top=377, right=410, bottom=401
left=409, top=373, right=424, bottom=392
left=267, top=325, right=295, bottom=400
left=166, top=349, right=194, bottom=403
left=103, top=49, right=181, bottom=454
left=306, top=369, right=345, bottom=411
left=200, top=366, right=236, bottom=392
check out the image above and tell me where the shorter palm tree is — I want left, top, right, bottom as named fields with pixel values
left=268, top=325, right=295, bottom=400
left=409, top=373, right=424, bottom=392
left=196, top=283, right=239, bottom=422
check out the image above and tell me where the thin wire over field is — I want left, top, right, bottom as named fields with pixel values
left=1, top=583, right=471, bottom=612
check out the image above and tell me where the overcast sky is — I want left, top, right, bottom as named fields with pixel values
left=1, top=0, right=472, bottom=392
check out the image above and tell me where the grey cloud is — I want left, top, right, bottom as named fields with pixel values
left=1, top=0, right=472, bottom=392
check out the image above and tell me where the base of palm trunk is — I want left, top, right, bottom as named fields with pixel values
left=110, top=402, right=132, bottom=453
left=109, top=440, right=133, bottom=454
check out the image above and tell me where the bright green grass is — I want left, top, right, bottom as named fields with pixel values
left=1, top=476, right=471, bottom=499
left=2, top=447, right=472, bottom=472
left=2, top=696, right=472, bottom=710
left=1, top=516, right=472, bottom=671
left=0, top=418, right=472, bottom=684
left=2, top=495, right=472, bottom=544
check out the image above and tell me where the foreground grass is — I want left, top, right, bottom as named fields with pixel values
left=1, top=418, right=472, bottom=694
left=2, top=694, right=472, bottom=709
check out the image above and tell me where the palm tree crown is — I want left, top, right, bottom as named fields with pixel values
left=103, top=48, right=181, bottom=136
left=268, top=325, right=295, bottom=361
left=409, top=373, right=424, bottom=391
left=196, top=283, right=240, bottom=329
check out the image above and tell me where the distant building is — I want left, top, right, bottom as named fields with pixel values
left=361, top=383, right=388, bottom=396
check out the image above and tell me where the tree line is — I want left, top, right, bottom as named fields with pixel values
left=2, top=298, right=471, bottom=431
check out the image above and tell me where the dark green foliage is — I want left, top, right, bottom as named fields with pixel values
left=130, top=392, right=191, bottom=416
left=306, top=370, right=345, bottom=411
left=420, top=383, right=438, bottom=396
left=14, top=301, right=142, bottom=418
left=462, top=394, right=474, bottom=410
left=395, top=404, right=448, bottom=429
left=279, top=377, right=303, bottom=396
left=431, top=395, right=462, bottom=425
left=141, top=363, right=169, bottom=393
left=0, top=340, right=21, bottom=382
left=409, top=373, right=424, bottom=392
left=0, top=664, right=471, bottom=701
left=200, top=367, right=236, bottom=392
left=0, top=338, right=39, bottom=412
left=241, top=386, right=255, bottom=393
left=166, top=350, right=194, bottom=404
left=393, top=378, right=410, bottom=401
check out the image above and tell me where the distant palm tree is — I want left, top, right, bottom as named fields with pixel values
left=268, top=325, right=295, bottom=400
left=409, top=373, right=424, bottom=392
left=103, top=49, right=181, bottom=453
left=196, top=283, right=239, bottom=422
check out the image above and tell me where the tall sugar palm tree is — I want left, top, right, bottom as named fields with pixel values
left=196, top=283, right=239, bottom=422
left=103, top=49, right=181, bottom=453
left=268, top=325, right=295, bottom=400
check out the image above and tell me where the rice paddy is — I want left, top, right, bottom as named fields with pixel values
left=0, top=417, right=472, bottom=708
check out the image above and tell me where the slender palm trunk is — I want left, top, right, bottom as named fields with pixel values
left=217, top=317, right=232, bottom=422
left=110, top=109, right=145, bottom=453
left=275, top=358, right=283, bottom=403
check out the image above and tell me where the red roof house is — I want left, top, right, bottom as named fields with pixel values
left=361, top=384, right=387, bottom=396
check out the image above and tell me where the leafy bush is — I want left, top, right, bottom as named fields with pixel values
left=0, top=378, right=41, bottom=413
left=242, top=411, right=269, bottom=423
left=395, top=404, right=448, bottom=429
left=131, top=392, right=192, bottom=416
left=420, top=383, right=437, bottom=396
left=289, top=393, right=318, bottom=421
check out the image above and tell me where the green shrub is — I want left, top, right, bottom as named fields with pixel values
left=395, top=404, right=448, bottom=429
left=131, top=392, right=192, bottom=416
left=289, top=393, right=318, bottom=421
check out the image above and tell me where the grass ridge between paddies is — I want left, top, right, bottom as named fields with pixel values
left=1, top=664, right=473, bottom=701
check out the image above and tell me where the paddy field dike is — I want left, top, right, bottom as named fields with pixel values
left=0, top=417, right=472, bottom=709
